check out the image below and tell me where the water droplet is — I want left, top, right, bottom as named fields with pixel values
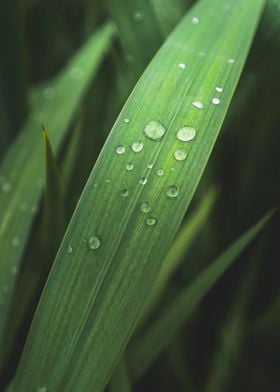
left=2, top=182, right=11, bottom=193
left=227, top=58, right=235, bottom=64
left=116, top=145, right=125, bottom=155
left=167, top=185, right=179, bottom=198
left=139, top=177, right=147, bottom=185
left=174, top=149, right=187, bottom=161
left=192, top=101, right=203, bottom=109
left=87, top=235, right=101, bottom=250
left=93, top=184, right=98, bottom=188
left=124, top=118, right=130, bottom=123
left=212, top=98, right=220, bottom=105
left=192, top=16, right=200, bottom=24
left=216, top=86, right=223, bottom=93
left=121, top=189, right=129, bottom=197
left=131, top=141, right=144, bottom=152
left=178, top=63, right=186, bottom=69
left=37, top=387, right=47, bottom=392
left=43, top=87, right=55, bottom=100
left=69, top=66, right=84, bottom=80
left=156, top=168, right=164, bottom=177
left=133, top=11, right=143, bottom=22
left=147, top=163, right=154, bottom=169
left=143, top=121, right=166, bottom=141
left=140, top=202, right=151, bottom=213
left=146, top=217, right=157, bottom=226
left=126, top=163, right=134, bottom=171
left=105, top=178, right=111, bottom=183
left=12, top=237, right=20, bottom=247
left=67, top=246, right=73, bottom=254
left=176, top=127, right=196, bottom=142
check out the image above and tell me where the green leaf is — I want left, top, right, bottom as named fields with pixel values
left=126, top=212, right=271, bottom=382
left=108, top=360, right=131, bottom=392
left=11, top=1, right=265, bottom=391
left=0, top=22, right=115, bottom=344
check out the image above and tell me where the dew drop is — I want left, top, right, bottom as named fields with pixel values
left=12, top=237, right=20, bottom=247
left=116, top=145, right=125, bottom=155
left=192, top=16, right=200, bottom=24
left=121, top=189, right=129, bottom=197
left=216, top=86, right=223, bottom=93
left=124, top=118, right=130, bottom=123
left=131, top=141, right=144, bottom=152
left=167, top=185, right=179, bottom=198
left=126, top=163, right=134, bottom=171
left=212, top=98, right=220, bottom=105
left=2, top=182, right=11, bottom=193
left=43, top=87, right=55, bottom=100
left=147, top=163, right=154, bottom=169
left=156, top=168, right=164, bottom=177
left=67, top=246, right=73, bottom=254
left=227, top=58, right=235, bottom=64
left=37, top=387, right=47, bottom=392
left=143, top=120, right=166, bottom=141
left=87, top=235, right=101, bottom=250
left=174, top=149, right=187, bottom=161
left=192, top=101, right=203, bottom=109
left=139, top=177, right=147, bottom=185
left=176, top=127, right=196, bottom=142
left=133, top=11, right=143, bottom=22
left=69, top=66, right=84, bottom=80
left=178, top=63, right=186, bottom=69
left=146, top=217, right=157, bottom=226
left=105, top=178, right=111, bottom=183
left=140, top=202, right=151, bottom=213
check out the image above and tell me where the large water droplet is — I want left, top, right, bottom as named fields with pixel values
left=43, top=87, right=55, bottom=100
left=126, top=163, right=134, bottom=171
left=212, top=98, right=220, bottom=105
left=167, top=185, right=179, bottom=198
left=192, top=16, right=200, bottom=24
left=131, top=141, right=144, bottom=152
left=116, top=145, right=125, bottom=155
left=87, top=235, right=101, bottom=250
left=156, top=168, right=164, bottom=177
left=121, top=189, right=129, bottom=197
left=139, top=177, right=147, bottom=185
left=177, top=127, right=196, bottom=142
left=174, top=149, right=187, bottom=161
left=146, top=217, right=157, bottom=226
left=192, top=101, right=203, bottom=109
left=143, top=121, right=166, bottom=141
left=140, top=202, right=151, bottom=213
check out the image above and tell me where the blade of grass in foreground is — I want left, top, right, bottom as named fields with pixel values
left=11, top=1, right=265, bottom=391
left=126, top=213, right=271, bottom=382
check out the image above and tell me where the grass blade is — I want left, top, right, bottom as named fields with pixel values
left=108, top=360, right=131, bottom=392
left=11, top=1, right=265, bottom=390
left=126, top=212, right=271, bottom=382
left=0, top=22, right=115, bottom=344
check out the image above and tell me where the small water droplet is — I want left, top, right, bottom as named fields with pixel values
left=174, top=149, right=187, bottom=161
left=139, top=177, right=147, bottom=185
left=178, top=63, right=186, bottom=69
left=93, top=184, right=98, bottom=188
left=167, top=185, right=179, bottom=198
left=143, top=120, right=166, bottom=141
left=198, top=51, right=206, bottom=57
left=212, top=98, right=220, bottom=105
left=140, top=202, right=151, bottom=213
left=2, top=182, right=11, bottom=193
left=67, top=246, right=73, bottom=254
left=227, top=58, right=235, bottom=64
left=131, top=141, right=144, bottom=152
left=147, top=163, right=154, bottom=169
left=105, top=178, right=111, bottom=183
left=87, top=235, right=101, bottom=250
left=146, top=217, right=157, bottom=226
left=177, top=127, right=196, bottom=142
left=216, top=86, right=223, bottom=93
left=121, top=189, right=129, bottom=197
left=192, top=16, right=200, bottom=24
left=192, top=101, right=203, bottom=109
left=37, top=387, right=47, bottom=392
left=69, top=66, right=84, bottom=80
left=116, top=145, right=125, bottom=155
left=133, top=11, right=143, bottom=22
left=156, top=168, right=164, bottom=177
left=43, top=87, right=55, bottom=100
left=12, top=237, right=20, bottom=247
left=126, top=163, right=134, bottom=171
left=124, top=118, right=130, bottom=123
